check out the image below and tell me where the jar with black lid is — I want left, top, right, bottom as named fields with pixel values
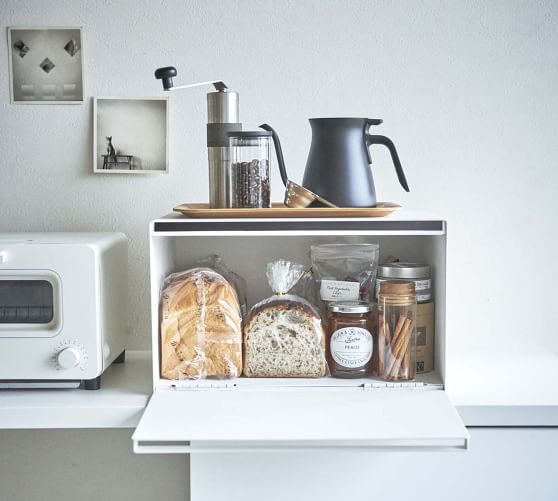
left=326, top=301, right=373, bottom=378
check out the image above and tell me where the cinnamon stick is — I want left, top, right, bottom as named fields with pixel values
left=388, top=319, right=415, bottom=380
left=385, top=317, right=411, bottom=375
left=402, top=343, right=411, bottom=379
left=401, top=310, right=415, bottom=379
left=390, top=314, right=407, bottom=349
left=378, top=316, right=385, bottom=375
left=383, top=313, right=406, bottom=376
left=383, top=322, right=393, bottom=375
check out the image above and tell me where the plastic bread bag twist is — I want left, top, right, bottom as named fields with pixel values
left=159, top=268, right=242, bottom=380
left=243, top=259, right=327, bottom=378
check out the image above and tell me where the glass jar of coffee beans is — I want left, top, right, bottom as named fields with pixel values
left=228, top=131, right=272, bottom=208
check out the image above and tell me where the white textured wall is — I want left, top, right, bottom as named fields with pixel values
left=0, top=0, right=557, bottom=355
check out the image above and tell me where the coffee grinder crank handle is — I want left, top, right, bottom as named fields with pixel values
left=154, top=66, right=227, bottom=92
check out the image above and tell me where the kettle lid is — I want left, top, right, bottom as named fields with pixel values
left=309, top=117, right=383, bottom=126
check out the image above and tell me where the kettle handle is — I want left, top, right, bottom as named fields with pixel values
left=259, top=124, right=289, bottom=187
left=365, top=134, right=410, bottom=192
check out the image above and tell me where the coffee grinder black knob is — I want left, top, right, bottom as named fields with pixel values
left=154, top=66, right=177, bottom=90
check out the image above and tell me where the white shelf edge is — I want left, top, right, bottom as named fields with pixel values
left=2, top=351, right=557, bottom=430
left=155, top=371, right=444, bottom=392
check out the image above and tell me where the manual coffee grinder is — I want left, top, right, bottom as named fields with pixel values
left=155, top=66, right=242, bottom=208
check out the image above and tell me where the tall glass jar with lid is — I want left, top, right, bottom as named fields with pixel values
left=377, top=281, right=416, bottom=381
left=228, top=131, right=272, bottom=208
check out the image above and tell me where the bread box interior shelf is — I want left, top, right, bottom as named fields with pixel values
left=132, top=213, right=469, bottom=453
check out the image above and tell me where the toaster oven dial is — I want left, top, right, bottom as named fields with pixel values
left=56, top=347, right=81, bottom=370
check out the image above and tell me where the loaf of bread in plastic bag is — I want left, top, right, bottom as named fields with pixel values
left=160, top=268, right=242, bottom=379
left=244, top=294, right=326, bottom=377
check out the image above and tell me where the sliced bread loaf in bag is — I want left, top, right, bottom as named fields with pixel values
left=160, top=268, right=242, bottom=380
left=243, top=260, right=326, bottom=378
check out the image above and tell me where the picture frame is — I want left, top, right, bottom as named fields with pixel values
left=7, top=26, right=85, bottom=104
left=93, top=97, right=170, bottom=174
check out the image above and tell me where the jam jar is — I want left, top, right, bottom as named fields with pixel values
left=326, top=301, right=373, bottom=378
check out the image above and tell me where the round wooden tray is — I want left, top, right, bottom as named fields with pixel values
left=173, top=202, right=401, bottom=218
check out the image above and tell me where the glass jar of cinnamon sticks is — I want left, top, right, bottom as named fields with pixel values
left=377, top=281, right=416, bottom=381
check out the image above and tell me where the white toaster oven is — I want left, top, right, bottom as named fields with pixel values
left=0, top=233, right=128, bottom=389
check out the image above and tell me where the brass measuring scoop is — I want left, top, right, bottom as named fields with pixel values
left=259, top=124, right=337, bottom=209
left=283, top=180, right=337, bottom=208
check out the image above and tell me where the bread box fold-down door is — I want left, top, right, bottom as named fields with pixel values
left=132, top=387, right=469, bottom=453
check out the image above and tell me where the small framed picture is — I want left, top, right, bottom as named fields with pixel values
left=7, top=27, right=84, bottom=104
left=93, top=97, right=169, bottom=174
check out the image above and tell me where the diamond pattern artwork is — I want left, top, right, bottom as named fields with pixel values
left=39, top=58, right=55, bottom=73
left=13, top=40, right=30, bottom=58
left=9, top=27, right=84, bottom=102
left=64, top=39, right=80, bottom=57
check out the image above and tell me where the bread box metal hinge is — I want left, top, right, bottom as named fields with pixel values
left=362, top=381, right=443, bottom=391
left=171, top=381, right=237, bottom=391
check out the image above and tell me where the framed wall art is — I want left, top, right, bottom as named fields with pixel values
left=93, top=97, right=169, bottom=174
left=7, top=26, right=84, bottom=104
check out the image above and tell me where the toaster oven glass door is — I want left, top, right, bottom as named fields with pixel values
left=0, top=271, right=62, bottom=337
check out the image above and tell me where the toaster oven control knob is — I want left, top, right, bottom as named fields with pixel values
left=56, top=347, right=81, bottom=369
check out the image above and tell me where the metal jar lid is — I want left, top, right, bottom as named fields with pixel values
left=377, top=262, right=431, bottom=280
left=328, top=301, right=371, bottom=314
left=378, top=280, right=416, bottom=297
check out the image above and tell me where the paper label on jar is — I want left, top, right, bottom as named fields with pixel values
left=320, top=280, right=360, bottom=301
left=414, top=279, right=431, bottom=291
left=330, top=327, right=373, bottom=368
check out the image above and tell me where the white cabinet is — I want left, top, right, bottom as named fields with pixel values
left=132, top=213, right=469, bottom=453
left=190, top=428, right=558, bottom=501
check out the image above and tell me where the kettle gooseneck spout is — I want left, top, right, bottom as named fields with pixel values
left=259, top=123, right=289, bottom=187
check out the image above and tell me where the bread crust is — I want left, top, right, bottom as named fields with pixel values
left=245, top=296, right=322, bottom=327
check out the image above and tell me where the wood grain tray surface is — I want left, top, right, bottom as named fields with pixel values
left=173, top=202, right=401, bottom=218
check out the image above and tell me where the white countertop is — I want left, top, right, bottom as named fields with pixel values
left=448, top=348, right=558, bottom=426
left=0, top=351, right=151, bottom=429
left=1, top=350, right=556, bottom=430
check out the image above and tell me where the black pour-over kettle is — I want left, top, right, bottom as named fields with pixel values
left=260, top=118, right=409, bottom=208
